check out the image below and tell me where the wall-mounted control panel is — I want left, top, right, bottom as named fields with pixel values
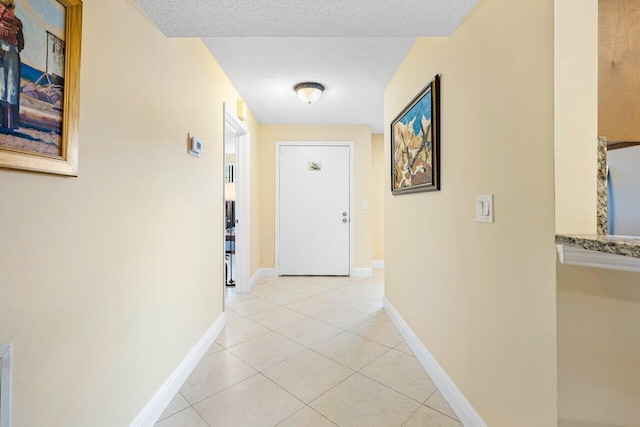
left=189, top=134, right=203, bottom=158
left=476, top=194, right=494, bottom=223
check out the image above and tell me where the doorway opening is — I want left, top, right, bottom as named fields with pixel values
left=223, top=104, right=250, bottom=302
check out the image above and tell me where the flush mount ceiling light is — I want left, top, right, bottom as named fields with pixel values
left=294, top=82, right=325, bottom=104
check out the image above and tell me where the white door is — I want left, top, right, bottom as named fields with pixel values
left=278, top=144, right=351, bottom=275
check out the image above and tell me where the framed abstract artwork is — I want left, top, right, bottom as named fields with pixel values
left=0, top=0, right=82, bottom=176
left=391, top=74, right=440, bottom=194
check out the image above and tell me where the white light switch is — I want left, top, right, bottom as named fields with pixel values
left=361, top=201, right=368, bottom=210
left=476, top=195, right=494, bottom=223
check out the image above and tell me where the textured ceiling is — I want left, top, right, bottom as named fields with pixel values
left=136, top=0, right=478, bottom=133
left=136, top=0, right=477, bottom=37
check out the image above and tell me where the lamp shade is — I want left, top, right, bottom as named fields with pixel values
left=225, top=182, right=236, bottom=201
left=294, top=82, right=324, bottom=104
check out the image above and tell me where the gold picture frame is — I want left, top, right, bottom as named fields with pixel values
left=0, top=0, right=82, bottom=176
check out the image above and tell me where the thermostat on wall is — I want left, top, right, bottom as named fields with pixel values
left=189, top=135, right=203, bottom=158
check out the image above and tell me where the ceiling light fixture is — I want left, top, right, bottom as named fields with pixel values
left=294, top=82, right=324, bottom=104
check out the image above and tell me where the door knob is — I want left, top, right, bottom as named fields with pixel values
left=342, top=212, right=348, bottom=216
left=342, top=218, right=348, bottom=223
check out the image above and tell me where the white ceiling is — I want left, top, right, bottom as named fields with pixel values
left=136, top=0, right=478, bottom=133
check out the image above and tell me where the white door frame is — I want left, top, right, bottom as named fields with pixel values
left=223, top=104, right=250, bottom=293
left=275, top=141, right=355, bottom=276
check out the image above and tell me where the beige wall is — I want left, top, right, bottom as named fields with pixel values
left=384, top=0, right=557, bottom=425
left=557, top=264, right=640, bottom=426
left=555, top=0, right=599, bottom=235
left=0, top=0, right=258, bottom=425
left=371, top=134, right=385, bottom=261
left=555, top=1, right=640, bottom=425
left=259, top=125, right=372, bottom=270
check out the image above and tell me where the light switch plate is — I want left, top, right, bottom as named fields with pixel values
left=361, top=201, right=368, bottom=210
left=476, top=194, right=494, bottom=223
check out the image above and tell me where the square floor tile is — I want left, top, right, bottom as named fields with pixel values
left=276, top=406, right=337, bottom=427
left=179, top=351, right=257, bottom=404
left=279, top=281, right=333, bottom=296
left=360, top=349, right=437, bottom=402
left=312, top=306, right=373, bottom=330
left=309, top=373, right=420, bottom=427
left=158, top=392, right=189, bottom=421
left=425, top=390, right=459, bottom=420
left=260, top=289, right=308, bottom=305
left=227, top=297, right=277, bottom=316
left=225, top=291, right=255, bottom=304
left=403, top=405, right=462, bottom=426
left=345, top=297, right=385, bottom=316
left=312, top=332, right=390, bottom=371
left=155, top=407, right=207, bottom=427
left=394, top=341, right=414, bottom=356
left=263, top=350, right=353, bottom=403
left=204, top=341, right=224, bottom=356
left=227, top=332, right=305, bottom=371
left=250, top=282, right=281, bottom=296
left=277, top=317, right=342, bottom=347
left=272, top=277, right=315, bottom=290
left=320, top=289, right=362, bottom=306
left=349, top=317, right=403, bottom=347
left=247, top=306, right=307, bottom=330
left=216, top=318, right=269, bottom=348
left=224, top=309, right=243, bottom=322
left=341, top=282, right=383, bottom=297
left=286, top=295, right=341, bottom=316
left=302, top=276, right=352, bottom=288
left=193, top=374, right=304, bottom=427
left=376, top=312, right=391, bottom=321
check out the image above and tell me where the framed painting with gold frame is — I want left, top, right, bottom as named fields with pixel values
left=0, top=0, right=82, bottom=176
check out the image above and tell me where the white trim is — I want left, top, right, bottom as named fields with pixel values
left=371, top=260, right=385, bottom=269
left=383, top=298, right=487, bottom=427
left=556, top=244, right=640, bottom=273
left=247, top=268, right=279, bottom=292
left=0, top=342, right=12, bottom=427
left=130, top=313, right=226, bottom=427
left=224, top=105, right=251, bottom=294
left=248, top=269, right=260, bottom=292
left=352, top=268, right=374, bottom=278
left=259, top=268, right=277, bottom=278
left=275, top=141, right=355, bottom=277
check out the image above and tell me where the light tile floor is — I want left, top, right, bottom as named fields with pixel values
left=156, top=270, right=461, bottom=427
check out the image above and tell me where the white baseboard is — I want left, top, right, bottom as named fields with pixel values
left=383, top=298, right=486, bottom=427
left=130, top=313, right=226, bottom=427
left=248, top=268, right=278, bottom=292
left=352, top=268, right=373, bottom=278
left=259, top=268, right=277, bottom=278
left=0, top=342, right=12, bottom=427
left=371, top=260, right=385, bottom=269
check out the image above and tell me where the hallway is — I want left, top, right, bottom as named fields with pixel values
left=155, top=271, right=461, bottom=426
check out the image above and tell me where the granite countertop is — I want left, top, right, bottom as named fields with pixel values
left=556, top=234, right=640, bottom=259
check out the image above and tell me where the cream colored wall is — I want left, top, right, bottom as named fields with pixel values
left=371, top=134, right=385, bottom=261
left=0, top=0, right=258, bottom=425
left=557, top=264, right=640, bottom=426
left=259, top=125, right=372, bottom=270
left=384, top=0, right=557, bottom=425
left=555, top=1, right=640, bottom=425
left=554, top=0, right=599, bottom=235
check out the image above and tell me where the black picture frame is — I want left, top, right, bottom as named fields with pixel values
left=391, top=74, right=440, bottom=194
